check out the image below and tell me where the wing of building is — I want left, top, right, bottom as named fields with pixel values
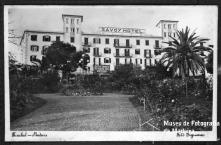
left=19, top=14, right=181, bottom=74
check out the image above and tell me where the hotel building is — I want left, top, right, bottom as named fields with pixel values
left=20, top=14, right=179, bottom=74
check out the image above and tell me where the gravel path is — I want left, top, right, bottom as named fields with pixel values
left=11, top=93, right=140, bottom=131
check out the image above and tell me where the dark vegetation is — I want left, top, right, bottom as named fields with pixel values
left=9, top=41, right=89, bottom=121
left=10, top=27, right=214, bottom=131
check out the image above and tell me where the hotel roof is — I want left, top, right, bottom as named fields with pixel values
left=62, top=14, right=83, bottom=22
left=20, top=30, right=64, bottom=45
left=156, top=20, right=179, bottom=27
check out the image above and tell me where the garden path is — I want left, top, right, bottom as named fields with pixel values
left=11, top=93, right=140, bottom=131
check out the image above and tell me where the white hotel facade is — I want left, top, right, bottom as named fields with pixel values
left=20, top=14, right=179, bottom=74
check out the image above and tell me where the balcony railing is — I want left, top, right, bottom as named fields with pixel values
left=113, top=43, right=132, bottom=48
left=93, top=53, right=102, bottom=57
left=144, top=54, right=152, bottom=58
left=153, top=44, right=162, bottom=49
left=114, top=53, right=132, bottom=57
left=82, top=42, right=92, bottom=47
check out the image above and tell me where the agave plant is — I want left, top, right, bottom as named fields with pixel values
left=160, top=26, right=212, bottom=78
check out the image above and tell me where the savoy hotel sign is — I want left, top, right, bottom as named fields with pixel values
left=100, top=27, right=145, bottom=34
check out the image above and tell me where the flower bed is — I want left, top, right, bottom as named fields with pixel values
left=133, top=78, right=213, bottom=131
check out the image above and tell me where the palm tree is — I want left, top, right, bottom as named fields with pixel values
left=160, top=26, right=213, bottom=97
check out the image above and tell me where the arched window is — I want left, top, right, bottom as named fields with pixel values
left=42, top=45, right=49, bottom=55
left=43, top=35, right=51, bottom=41
left=30, top=45, right=39, bottom=52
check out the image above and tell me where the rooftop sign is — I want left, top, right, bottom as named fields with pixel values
left=100, top=27, right=145, bottom=34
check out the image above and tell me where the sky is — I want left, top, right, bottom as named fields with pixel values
left=6, top=5, right=217, bottom=44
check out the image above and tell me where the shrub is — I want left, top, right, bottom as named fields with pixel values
left=133, top=78, right=212, bottom=131
left=40, top=71, right=60, bottom=93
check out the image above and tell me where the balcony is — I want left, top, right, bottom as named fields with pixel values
left=153, top=44, right=162, bottom=49
left=113, top=43, right=132, bottom=48
left=82, top=42, right=92, bottom=47
left=114, top=53, right=132, bottom=58
left=93, top=53, right=102, bottom=57
left=144, top=54, right=152, bottom=58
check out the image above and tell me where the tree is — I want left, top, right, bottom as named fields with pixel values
left=45, top=41, right=76, bottom=66
left=160, top=27, right=213, bottom=97
left=42, top=41, right=89, bottom=80
left=144, top=60, right=173, bottom=80
left=160, top=27, right=212, bottom=78
left=206, top=52, right=213, bottom=74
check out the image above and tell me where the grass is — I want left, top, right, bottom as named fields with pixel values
left=11, top=93, right=140, bottom=131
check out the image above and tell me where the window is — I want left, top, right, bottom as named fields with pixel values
left=164, top=24, right=166, bottom=28
left=135, top=49, right=140, bottom=55
left=31, top=35, right=37, bottom=41
left=173, top=33, right=176, bottom=37
left=77, top=19, right=79, bottom=24
left=30, top=45, right=39, bottom=52
left=84, top=37, right=88, bottom=44
left=173, top=24, right=176, bottom=28
left=42, top=46, right=48, bottom=55
left=135, top=59, right=138, bottom=65
left=136, top=40, right=140, bottom=45
left=168, top=32, right=171, bottom=37
left=93, top=38, right=101, bottom=44
left=66, top=27, right=68, bottom=33
left=126, top=39, right=130, bottom=46
left=164, top=32, right=167, bottom=37
left=145, top=40, right=149, bottom=46
left=125, top=58, right=127, bottom=64
left=93, top=58, right=96, bottom=65
left=70, top=37, right=75, bottom=43
left=144, top=49, right=151, bottom=57
left=114, top=39, right=119, bottom=46
left=130, top=58, right=132, bottom=64
left=104, top=58, right=111, bottom=63
left=140, top=59, right=142, bottom=64
left=125, top=49, right=130, bottom=56
left=168, top=24, right=171, bottom=29
left=56, top=36, right=60, bottom=41
left=116, top=49, right=119, bottom=56
left=71, top=28, right=75, bottom=33
left=99, top=58, right=101, bottom=65
left=93, top=47, right=99, bottom=55
left=116, top=58, right=119, bottom=65
left=43, top=35, right=51, bottom=41
left=66, top=18, right=69, bottom=24
left=105, top=38, right=109, bottom=44
left=71, top=19, right=74, bottom=24
left=104, top=48, right=111, bottom=54
left=83, top=47, right=90, bottom=53
left=77, top=28, right=79, bottom=34
left=30, top=55, right=37, bottom=61
left=155, top=40, right=159, bottom=48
